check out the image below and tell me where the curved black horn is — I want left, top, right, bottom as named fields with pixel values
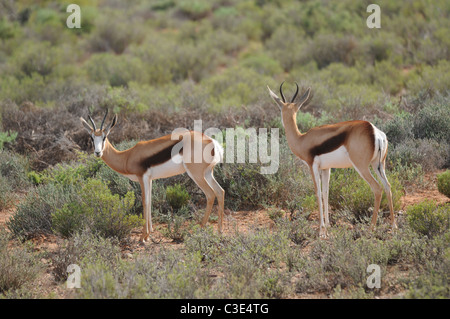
left=88, top=115, right=97, bottom=131
left=279, top=81, right=286, bottom=103
left=291, top=82, right=299, bottom=103
left=100, top=109, right=108, bottom=130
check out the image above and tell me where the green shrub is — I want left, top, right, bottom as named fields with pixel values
left=296, top=111, right=334, bottom=133
left=184, top=225, right=223, bottom=262
left=0, top=131, right=17, bottom=150
left=437, top=170, right=450, bottom=198
left=86, top=15, right=144, bottom=54
left=306, top=34, right=359, bottom=69
left=276, top=214, right=315, bottom=246
left=177, top=0, right=212, bottom=20
left=85, top=53, right=148, bottom=87
left=52, top=179, right=141, bottom=240
left=239, top=54, right=283, bottom=76
left=378, top=111, right=413, bottom=146
left=413, top=104, right=450, bottom=143
left=51, top=230, right=121, bottom=282
left=265, top=24, right=306, bottom=71
left=329, top=169, right=402, bottom=224
left=76, top=249, right=206, bottom=299
left=0, top=230, right=42, bottom=294
left=0, top=177, right=15, bottom=211
left=166, top=183, right=190, bottom=210
left=405, top=271, right=450, bottom=299
left=205, top=66, right=276, bottom=111
left=371, top=60, right=404, bottom=94
left=306, top=227, right=391, bottom=290
left=161, top=206, right=193, bottom=243
left=7, top=182, right=79, bottom=240
left=406, top=200, right=449, bottom=238
left=406, top=60, right=450, bottom=96
left=0, top=150, right=31, bottom=191
left=388, top=138, right=448, bottom=172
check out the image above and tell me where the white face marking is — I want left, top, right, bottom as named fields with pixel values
left=92, top=133, right=106, bottom=157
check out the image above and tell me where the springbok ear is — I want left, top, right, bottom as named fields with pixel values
left=105, top=114, right=117, bottom=136
left=267, top=86, right=284, bottom=110
left=295, top=87, right=312, bottom=111
left=80, top=117, right=94, bottom=133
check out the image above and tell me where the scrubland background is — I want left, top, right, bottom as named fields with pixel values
left=0, top=0, right=449, bottom=299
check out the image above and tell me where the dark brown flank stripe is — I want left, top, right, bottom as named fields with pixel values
left=140, top=140, right=182, bottom=170
left=310, top=131, right=347, bottom=157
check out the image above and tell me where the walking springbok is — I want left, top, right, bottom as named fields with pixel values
left=80, top=110, right=225, bottom=242
left=267, top=82, right=396, bottom=238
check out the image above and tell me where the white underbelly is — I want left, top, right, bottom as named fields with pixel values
left=147, top=154, right=186, bottom=180
left=316, top=146, right=352, bottom=169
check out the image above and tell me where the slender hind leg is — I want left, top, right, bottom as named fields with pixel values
left=138, top=177, right=150, bottom=242
left=183, top=163, right=217, bottom=230
left=311, top=164, right=327, bottom=238
left=205, top=165, right=225, bottom=232
left=321, top=168, right=331, bottom=228
left=351, top=164, right=383, bottom=230
left=372, top=161, right=397, bottom=229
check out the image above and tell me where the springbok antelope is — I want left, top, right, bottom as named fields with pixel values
left=80, top=110, right=225, bottom=242
left=267, top=82, right=396, bottom=238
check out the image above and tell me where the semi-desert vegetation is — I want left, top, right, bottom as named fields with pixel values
left=0, top=0, right=448, bottom=300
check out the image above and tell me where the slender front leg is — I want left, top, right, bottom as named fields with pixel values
left=138, top=178, right=149, bottom=242
left=311, top=164, right=327, bottom=238
left=321, top=168, right=331, bottom=228
left=147, top=179, right=153, bottom=233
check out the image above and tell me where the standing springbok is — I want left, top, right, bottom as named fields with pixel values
left=80, top=110, right=225, bottom=242
left=267, top=82, right=396, bottom=238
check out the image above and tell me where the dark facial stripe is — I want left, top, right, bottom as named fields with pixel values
left=140, top=141, right=182, bottom=170
left=310, top=131, right=347, bottom=157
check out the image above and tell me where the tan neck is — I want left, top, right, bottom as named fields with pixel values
left=282, top=110, right=305, bottom=158
left=101, top=139, right=128, bottom=175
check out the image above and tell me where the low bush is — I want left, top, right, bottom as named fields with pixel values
left=0, top=177, right=15, bottom=211
left=329, top=169, right=403, bottom=224
left=51, top=230, right=121, bottom=282
left=86, top=15, right=144, bottom=55
left=276, top=213, right=315, bottom=245
left=166, top=183, right=190, bottom=211
left=0, top=230, right=42, bottom=294
left=76, top=249, right=207, bottom=299
left=161, top=206, right=193, bottom=243
left=406, top=200, right=449, bottom=238
left=0, top=130, right=17, bottom=150
left=437, top=170, right=450, bottom=198
left=0, top=150, right=31, bottom=191
left=388, top=138, right=449, bottom=172
left=7, top=182, right=79, bottom=240
left=413, top=104, right=450, bottom=143
left=297, top=226, right=393, bottom=293
left=378, top=112, right=413, bottom=147
left=52, top=179, right=141, bottom=241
